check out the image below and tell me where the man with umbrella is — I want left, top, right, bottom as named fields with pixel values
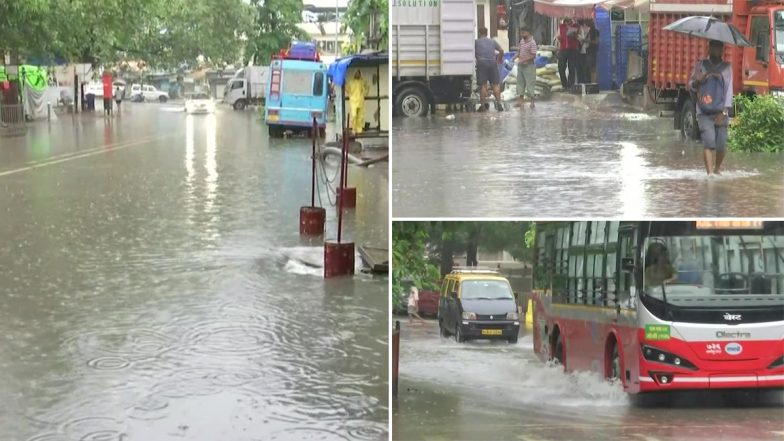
left=689, top=39, right=733, bottom=175
left=664, top=16, right=752, bottom=176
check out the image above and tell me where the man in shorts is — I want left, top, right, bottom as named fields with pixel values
left=515, top=27, right=537, bottom=110
left=689, top=40, right=732, bottom=175
left=475, top=27, right=505, bottom=112
left=407, top=287, right=425, bottom=325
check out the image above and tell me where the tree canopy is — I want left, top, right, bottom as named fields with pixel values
left=343, top=0, right=388, bottom=51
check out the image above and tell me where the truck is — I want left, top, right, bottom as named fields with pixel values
left=391, top=0, right=476, bottom=117
left=646, top=0, right=784, bottom=139
left=264, top=42, right=329, bottom=137
left=224, top=65, right=268, bottom=110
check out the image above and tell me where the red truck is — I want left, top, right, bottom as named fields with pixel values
left=647, top=0, right=784, bottom=138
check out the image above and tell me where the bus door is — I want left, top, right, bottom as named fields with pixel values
left=616, top=226, right=638, bottom=314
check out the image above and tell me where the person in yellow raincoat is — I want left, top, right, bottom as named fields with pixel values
left=345, top=70, right=369, bottom=135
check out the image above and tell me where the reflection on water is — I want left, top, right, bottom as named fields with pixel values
left=0, top=107, right=388, bottom=440
left=392, top=98, right=784, bottom=217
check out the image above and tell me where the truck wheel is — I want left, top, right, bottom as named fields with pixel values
left=268, top=125, right=281, bottom=138
left=158, top=96, right=168, bottom=103
left=681, top=98, right=699, bottom=140
left=233, top=100, right=246, bottom=111
left=396, top=87, right=429, bottom=117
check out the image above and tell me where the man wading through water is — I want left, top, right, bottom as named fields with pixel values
left=689, top=40, right=732, bottom=176
left=475, top=27, right=505, bottom=112
left=515, top=27, right=537, bottom=110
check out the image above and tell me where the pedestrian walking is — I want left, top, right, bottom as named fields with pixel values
left=557, top=18, right=579, bottom=88
left=114, top=86, right=123, bottom=114
left=587, top=21, right=600, bottom=83
left=475, top=27, right=505, bottom=112
left=689, top=39, right=732, bottom=176
left=407, top=287, right=426, bottom=325
left=514, top=28, right=538, bottom=110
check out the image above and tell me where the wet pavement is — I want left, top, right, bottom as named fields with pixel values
left=392, top=95, right=784, bottom=218
left=392, top=319, right=784, bottom=441
left=0, top=104, right=388, bottom=440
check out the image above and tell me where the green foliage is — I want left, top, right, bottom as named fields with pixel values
left=246, top=0, right=310, bottom=65
left=392, top=223, right=440, bottom=312
left=524, top=223, right=536, bottom=249
left=0, top=0, right=256, bottom=68
left=729, top=94, right=784, bottom=153
left=342, top=0, right=388, bottom=52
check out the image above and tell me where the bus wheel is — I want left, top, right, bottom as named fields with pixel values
left=608, top=341, right=621, bottom=382
left=554, top=333, right=564, bottom=368
left=455, top=323, right=466, bottom=343
left=681, top=98, right=699, bottom=140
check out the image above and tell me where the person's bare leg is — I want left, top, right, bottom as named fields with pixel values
left=703, top=149, right=715, bottom=175
left=493, top=84, right=502, bottom=102
left=714, top=150, right=726, bottom=175
left=414, top=312, right=426, bottom=323
left=480, top=84, right=488, bottom=108
left=516, top=95, right=524, bottom=108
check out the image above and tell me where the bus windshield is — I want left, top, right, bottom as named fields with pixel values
left=642, top=235, right=784, bottom=308
left=461, top=280, right=514, bottom=300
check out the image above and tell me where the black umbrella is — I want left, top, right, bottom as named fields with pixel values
left=663, top=16, right=752, bottom=47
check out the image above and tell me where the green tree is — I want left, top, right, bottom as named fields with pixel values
left=342, top=0, right=388, bottom=52
left=245, top=0, right=309, bottom=65
left=729, top=94, right=784, bottom=153
left=392, top=222, right=441, bottom=312
left=426, top=222, right=532, bottom=275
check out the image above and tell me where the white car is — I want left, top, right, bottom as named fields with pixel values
left=184, top=92, right=215, bottom=114
left=129, top=84, right=169, bottom=102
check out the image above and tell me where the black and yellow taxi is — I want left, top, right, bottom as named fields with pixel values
left=438, top=268, right=520, bottom=344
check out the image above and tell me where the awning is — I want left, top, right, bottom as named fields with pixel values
left=327, top=52, right=388, bottom=87
left=534, top=0, right=648, bottom=18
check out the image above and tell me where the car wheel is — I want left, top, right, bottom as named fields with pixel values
left=681, top=98, right=699, bottom=140
left=439, top=319, right=450, bottom=338
left=508, top=334, right=518, bottom=344
left=158, top=96, right=168, bottom=103
left=554, top=334, right=564, bottom=368
left=455, top=323, right=465, bottom=343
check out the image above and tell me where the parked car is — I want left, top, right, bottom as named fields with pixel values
left=129, top=84, right=169, bottom=102
left=184, top=92, right=214, bottom=114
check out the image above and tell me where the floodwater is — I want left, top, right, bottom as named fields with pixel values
left=0, top=104, right=388, bottom=440
left=392, top=95, right=784, bottom=218
left=393, top=320, right=784, bottom=441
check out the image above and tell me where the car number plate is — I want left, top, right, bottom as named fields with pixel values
left=481, top=329, right=502, bottom=335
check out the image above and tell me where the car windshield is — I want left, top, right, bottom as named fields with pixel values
left=461, top=280, right=514, bottom=300
left=776, top=11, right=784, bottom=54
left=187, top=93, right=210, bottom=100
left=642, top=235, right=784, bottom=308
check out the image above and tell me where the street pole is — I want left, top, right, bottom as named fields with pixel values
left=335, top=0, right=340, bottom=58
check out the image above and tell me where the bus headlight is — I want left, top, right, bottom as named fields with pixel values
left=642, top=345, right=697, bottom=370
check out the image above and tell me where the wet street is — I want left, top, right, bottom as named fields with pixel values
left=393, top=320, right=784, bottom=441
left=0, top=104, right=388, bottom=440
left=392, top=95, right=784, bottom=217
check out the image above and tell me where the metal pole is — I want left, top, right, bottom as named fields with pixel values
left=311, top=117, right=317, bottom=207
left=337, top=124, right=347, bottom=244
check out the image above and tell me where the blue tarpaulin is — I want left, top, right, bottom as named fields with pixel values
left=327, top=52, right=388, bottom=86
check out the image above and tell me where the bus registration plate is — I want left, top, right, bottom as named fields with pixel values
left=482, top=329, right=502, bottom=335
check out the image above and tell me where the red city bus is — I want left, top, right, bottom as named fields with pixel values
left=531, top=221, right=784, bottom=394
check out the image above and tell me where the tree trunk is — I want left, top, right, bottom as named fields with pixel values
left=466, top=241, right=478, bottom=267
left=440, top=240, right=455, bottom=276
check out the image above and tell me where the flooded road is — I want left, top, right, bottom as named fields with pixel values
left=392, top=95, right=784, bottom=217
left=393, top=320, right=784, bottom=441
left=0, top=104, right=388, bottom=440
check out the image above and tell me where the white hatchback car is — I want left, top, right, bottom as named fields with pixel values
left=184, top=92, right=215, bottom=114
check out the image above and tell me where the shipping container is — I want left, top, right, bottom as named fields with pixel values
left=646, top=0, right=784, bottom=138
left=391, top=0, right=476, bottom=116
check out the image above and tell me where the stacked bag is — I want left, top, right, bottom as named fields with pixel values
left=500, top=45, right=562, bottom=102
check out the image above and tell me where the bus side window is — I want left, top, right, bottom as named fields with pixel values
left=313, top=72, right=324, bottom=96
